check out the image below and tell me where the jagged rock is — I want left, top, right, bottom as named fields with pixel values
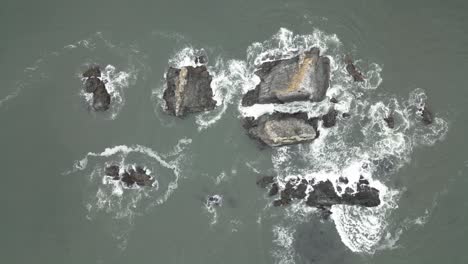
left=241, top=47, right=330, bottom=106
left=163, top=65, right=217, bottom=117
left=82, top=66, right=111, bottom=111
left=269, top=178, right=380, bottom=209
left=420, top=106, right=433, bottom=125
left=256, top=176, right=275, bottom=188
left=105, top=165, right=154, bottom=187
left=243, top=112, right=318, bottom=147
left=344, top=55, right=364, bottom=82
left=82, top=66, right=101, bottom=78
left=338, top=177, right=349, bottom=184
left=330, top=97, right=338, bottom=103
left=384, top=115, right=395, bottom=129
left=322, top=108, right=338, bottom=128
left=342, top=113, right=351, bottom=119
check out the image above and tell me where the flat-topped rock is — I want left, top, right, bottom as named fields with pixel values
left=242, top=47, right=330, bottom=106
left=163, top=65, right=217, bottom=117
left=243, top=112, right=319, bottom=147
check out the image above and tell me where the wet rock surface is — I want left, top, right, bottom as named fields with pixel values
left=163, top=65, right=217, bottom=117
left=104, top=165, right=154, bottom=187
left=419, top=106, right=433, bottom=125
left=344, top=55, right=364, bottom=82
left=206, top=195, right=223, bottom=207
left=257, top=176, right=380, bottom=210
left=384, top=115, right=395, bottom=129
left=82, top=66, right=111, bottom=111
left=322, top=108, right=338, bottom=128
left=241, top=47, right=330, bottom=106
left=243, top=112, right=319, bottom=147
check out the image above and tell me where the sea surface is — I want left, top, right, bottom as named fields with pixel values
left=1, top=0, right=467, bottom=263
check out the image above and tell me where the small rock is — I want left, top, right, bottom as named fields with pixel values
left=420, top=106, right=433, bottom=125
left=322, top=108, right=338, bottom=128
left=269, top=183, right=279, bottom=196
left=82, top=66, right=101, bottom=78
left=384, top=115, right=395, bottom=129
left=330, top=97, right=338, bottom=104
left=344, top=55, right=364, bottom=82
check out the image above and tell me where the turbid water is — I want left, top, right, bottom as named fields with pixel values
left=1, top=0, right=467, bottom=263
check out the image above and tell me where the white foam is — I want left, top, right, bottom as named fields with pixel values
left=65, top=138, right=192, bottom=248
left=242, top=28, right=448, bottom=257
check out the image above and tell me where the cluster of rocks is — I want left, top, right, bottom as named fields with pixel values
left=104, top=165, right=154, bottom=187
left=82, top=66, right=111, bottom=111
left=256, top=175, right=380, bottom=212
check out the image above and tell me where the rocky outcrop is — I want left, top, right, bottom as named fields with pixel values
left=104, top=165, right=154, bottom=187
left=243, top=112, right=319, bottom=147
left=163, top=65, right=217, bottom=117
left=344, top=55, right=364, bottom=82
left=258, top=176, right=380, bottom=210
left=241, top=47, right=330, bottom=106
left=82, top=66, right=111, bottom=111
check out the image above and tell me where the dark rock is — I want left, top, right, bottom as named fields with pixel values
left=163, top=65, right=217, bottom=117
left=420, top=106, right=433, bottom=125
left=338, top=177, right=349, bottom=184
left=292, top=179, right=308, bottom=199
left=105, top=165, right=120, bottom=178
left=384, top=115, right=395, bottom=129
left=241, top=47, right=330, bottom=105
left=345, top=187, right=354, bottom=194
left=82, top=66, right=111, bottom=111
left=82, top=66, right=101, bottom=78
left=358, top=176, right=370, bottom=185
left=120, top=167, right=154, bottom=187
left=256, top=175, right=275, bottom=188
left=322, top=108, right=338, bottom=128
left=330, top=97, right=338, bottom=104
left=306, top=180, right=341, bottom=207
left=344, top=55, right=364, bottom=82
left=342, top=184, right=380, bottom=207
left=243, top=112, right=318, bottom=147
left=269, top=183, right=279, bottom=196
left=241, top=86, right=260, bottom=107
left=342, top=113, right=351, bottom=119
left=92, top=83, right=111, bottom=111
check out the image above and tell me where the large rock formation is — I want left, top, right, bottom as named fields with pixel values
left=82, top=66, right=111, bottom=111
left=163, top=65, right=217, bottom=117
left=243, top=112, right=319, bottom=147
left=104, top=165, right=154, bottom=187
left=242, top=47, right=330, bottom=107
left=258, top=176, right=380, bottom=210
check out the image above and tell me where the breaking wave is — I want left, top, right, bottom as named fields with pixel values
left=239, top=28, right=448, bottom=260
left=64, top=138, right=191, bottom=249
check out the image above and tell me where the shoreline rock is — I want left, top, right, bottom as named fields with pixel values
left=163, top=65, right=217, bottom=117
left=241, top=47, right=330, bottom=106
left=344, top=55, right=365, bottom=82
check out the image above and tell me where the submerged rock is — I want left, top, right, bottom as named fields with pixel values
left=256, top=175, right=275, bottom=188
left=163, top=65, right=217, bottom=117
left=243, top=112, right=319, bottom=147
left=206, top=195, right=223, bottom=207
left=384, top=115, right=395, bottom=129
left=241, top=47, right=330, bottom=106
left=104, top=165, right=154, bottom=187
left=419, top=106, right=433, bottom=125
left=344, top=55, right=364, bottom=82
left=82, top=66, right=111, bottom=111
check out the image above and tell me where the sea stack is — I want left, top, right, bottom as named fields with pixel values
left=241, top=47, right=331, bottom=106
left=163, top=65, right=217, bottom=117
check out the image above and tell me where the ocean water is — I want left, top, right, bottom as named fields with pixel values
left=1, top=0, right=468, bottom=263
